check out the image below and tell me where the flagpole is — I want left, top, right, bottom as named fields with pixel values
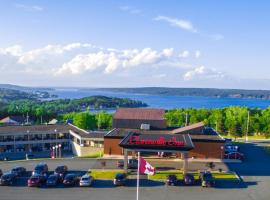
left=136, top=151, right=140, bottom=200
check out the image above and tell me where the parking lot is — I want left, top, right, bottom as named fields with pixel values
left=0, top=141, right=270, bottom=200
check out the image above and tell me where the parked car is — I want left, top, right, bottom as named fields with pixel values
left=28, top=175, right=46, bottom=187
left=117, top=159, right=138, bottom=169
left=11, top=166, right=26, bottom=177
left=0, top=169, right=2, bottom=178
left=63, top=174, right=80, bottom=186
left=0, top=172, right=17, bottom=186
left=200, top=172, right=215, bottom=187
left=183, top=173, right=195, bottom=185
left=113, top=173, right=127, bottom=186
left=225, top=145, right=240, bottom=154
left=224, top=152, right=244, bottom=160
left=79, top=174, right=94, bottom=187
left=54, top=165, right=68, bottom=180
left=32, top=163, right=49, bottom=176
left=165, top=175, right=178, bottom=186
left=46, top=174, right=60, bottom=187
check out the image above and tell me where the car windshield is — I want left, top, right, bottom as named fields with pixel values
left=2, top=174, right=11, bottom=179
left=11, top=168, right=19, bottom=172
left=168, top=175, right=176, bottom=179
left=82, top=177, right=89, bottom=181
left=203, top=173, right=213, bottom=180
left=185, top=174, right=193, bottom=178
left=30, top=177, right=39, bottom=181
left=48, top=176, right=57, bottom=181
left=35, top=165, right=44, bottom=171
left=116, top=174, right=124, bottom=179
left=55, top=166, right=65, bottom=172
left=65, top=175, right=75, bottom=180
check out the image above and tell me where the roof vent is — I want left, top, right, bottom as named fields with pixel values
left=140, top=124, right=150, bottom=130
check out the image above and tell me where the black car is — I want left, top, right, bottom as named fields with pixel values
left=46, top=174, right=60, bottom=187
left=11, top=166, right=26, bottom=177
left=32, top=163, right=49, bottom=176
left=165, top=175, right=178, bottom=186
left=117, top=159, right=138, bottom=169
left=113, top=173, right=127, bottom=186
left=54, top=165, right=68, bottom=179
left=183, top=173, right=195, bottom=185
left=200, top=172, right=215, bottom=187
left=63, top=174, right=80, bottom=186
left=0, top=172, right=17, bottom=186
left=0, top=169, right=2, bottom=178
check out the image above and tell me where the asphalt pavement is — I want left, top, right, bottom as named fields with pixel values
left=0, top=141, right=270, bottom=200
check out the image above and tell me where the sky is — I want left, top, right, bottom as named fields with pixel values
left=0, top=0, right=270, bottom=89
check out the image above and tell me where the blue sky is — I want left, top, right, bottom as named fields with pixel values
left=0, top=0, right=270, bottom=89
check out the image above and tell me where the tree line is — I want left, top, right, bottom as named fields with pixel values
left=165, top=107, right=270, bottom=138
left=0, top=96, right=147, bottom=123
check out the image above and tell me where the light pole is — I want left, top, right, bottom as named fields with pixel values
left=58, top=144, right=62, bottom=158
left=52, top=146, right=55, bottom=159
left=245, top=111, right=250, bottom=143
left=220, top=146, right=224, bottom=160
left=55, top=145, right=58, bottom=158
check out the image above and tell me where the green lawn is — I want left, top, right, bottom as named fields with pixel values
left=78, top=151, right=104, bottom=158
left=89, top=169, right=125, bottom=179
left=148, top=171, right=238, bottom=181
left=221, top=134, right=268, bottom=140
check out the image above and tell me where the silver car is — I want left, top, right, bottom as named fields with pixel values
left=79, top=174, right=94, bottom=187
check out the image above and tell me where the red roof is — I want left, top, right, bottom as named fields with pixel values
left=113, top=108, right=165, bottom=120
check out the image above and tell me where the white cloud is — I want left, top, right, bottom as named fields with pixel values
left=55, top=47, right=176, bottom=75
left=154, top=16, right=197, bottom=33
left=183, top=66, right=225, bottom=81
left=119, top=6, right=142, bottom=15
left=154, top=15, right=224, bottom=41
left=162, top=48, right=174, bottom=57
left=14, top=3, right=43, bottom=12
left=0, top=43, right=231, bottom=87
left=195, top=50, right=201, bottom=58
left=18, top=43, right=93, bottom=64
left=179, top=50, right=189, bottom=58
left=0, top=45, right=22, bottom=56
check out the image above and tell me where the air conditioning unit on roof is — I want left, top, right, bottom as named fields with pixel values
left=140, top=124, right=150, bottom=130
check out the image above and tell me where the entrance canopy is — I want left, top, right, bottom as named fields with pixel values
left=119, top=133, right=194, bottom=152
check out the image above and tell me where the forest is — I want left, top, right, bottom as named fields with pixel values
left=59, top=106, right=270, bottom=139
left=165, top=107, right=270, bottom=138
left=0, top=95, right=147, bottom=122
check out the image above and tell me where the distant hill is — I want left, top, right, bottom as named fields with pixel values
left=93, top=87, right=270, bottom=99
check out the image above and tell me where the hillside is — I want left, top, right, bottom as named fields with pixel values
left=94, top=87, right=270, bottom=99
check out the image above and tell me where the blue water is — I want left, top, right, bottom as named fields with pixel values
left=49, top=89, right=270, bottom=109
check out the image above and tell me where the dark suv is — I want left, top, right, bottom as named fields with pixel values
left=11, top=166, right=26, bottom=177
left=32, top=163, right=49, bottom=176
left=200, top=171, right=215, bottom=187
left=113, top=173, right=127, bottom=186
left=54, top=165, right=68, bottom=179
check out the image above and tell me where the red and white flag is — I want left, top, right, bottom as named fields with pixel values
left=139, top=157, right=155, bottom=175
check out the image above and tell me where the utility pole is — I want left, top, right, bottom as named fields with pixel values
left=185, top=113, right=188, bottom=126
left=26, top=112, right=29, bottom=124
left=245, top=111, right=250, bottom=143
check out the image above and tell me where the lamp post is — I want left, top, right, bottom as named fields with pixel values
left=52, top=146, right=55, bottom=159
left=55, top=145, right=58, bottom=158
left=220, top=146, right=224, bottom=160
left=58, top=144, right=62, bottom=158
